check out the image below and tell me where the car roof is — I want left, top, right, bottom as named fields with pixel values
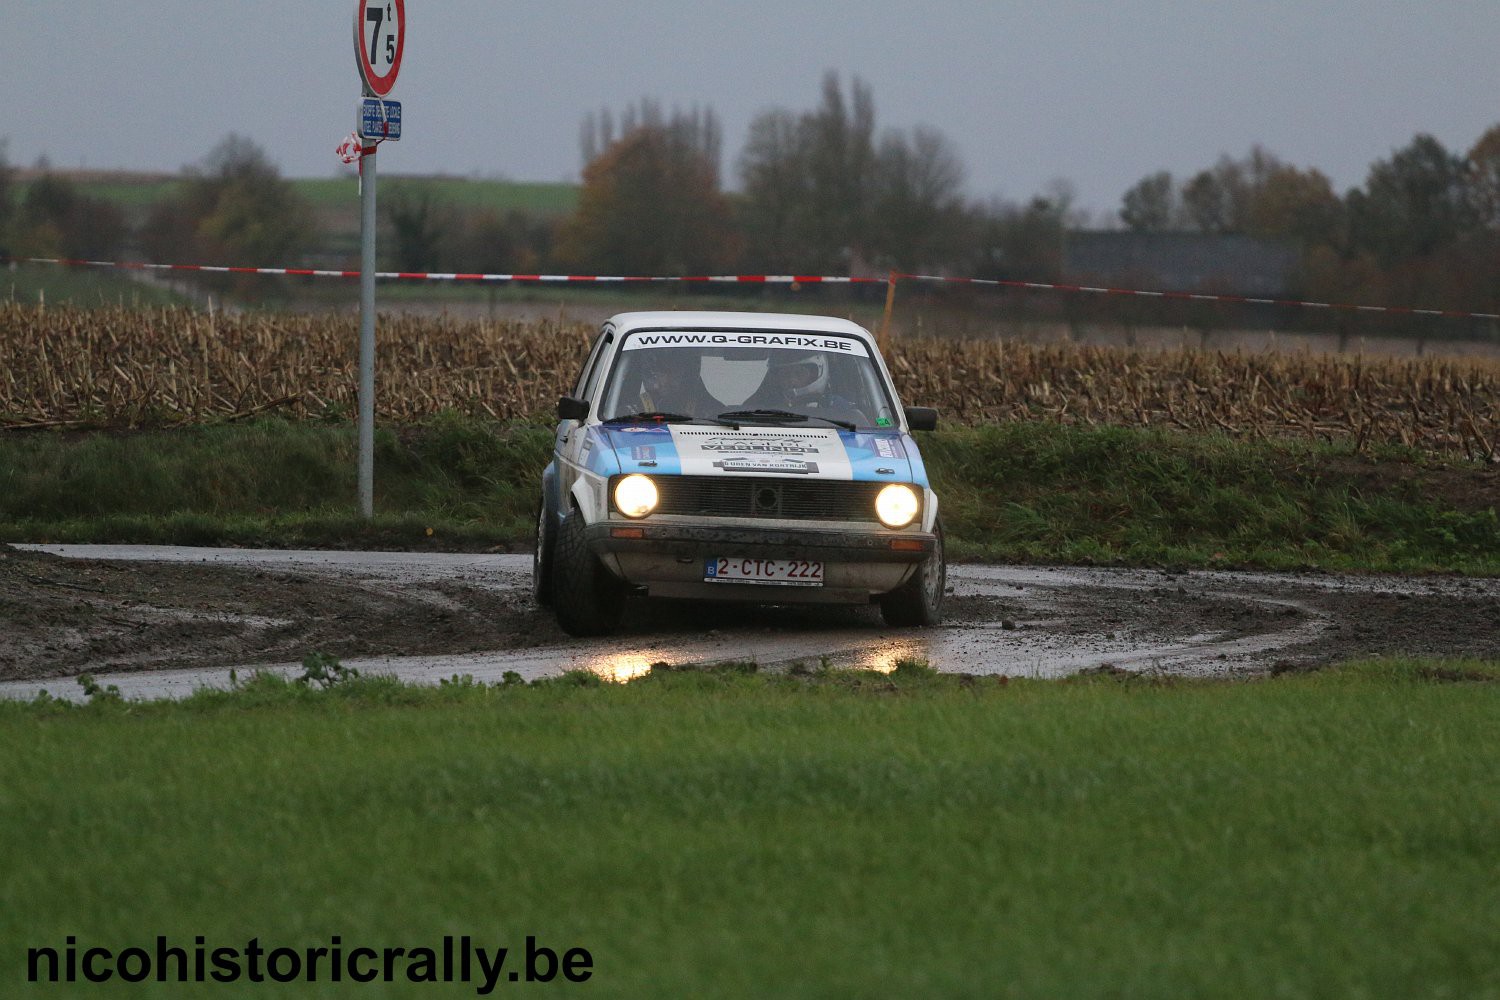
left=606, top=311, right=874, bottom=341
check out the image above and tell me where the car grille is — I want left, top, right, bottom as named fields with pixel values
left=644, top=476, right=894, bottom=522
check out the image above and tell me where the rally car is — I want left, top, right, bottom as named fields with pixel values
left=533, top=311, right=943, bottom=636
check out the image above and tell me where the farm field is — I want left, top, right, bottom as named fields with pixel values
left=3, top=303, right=1496, bottom=462
left=16, top=171, right=579, bottom=224
left=2, top=661, right=1498, bottom=999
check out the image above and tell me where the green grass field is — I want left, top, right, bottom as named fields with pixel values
left=3, top=265, right=187, bottom=309
left=305, top=176, right=579, bottom=216
left=26, top=174, right=579, bottom=220
left=2, top=660, right=1497, bottom=998
left=45, top=176, right=186, bottom=215
left=2, top=416, right=1496, bottom=573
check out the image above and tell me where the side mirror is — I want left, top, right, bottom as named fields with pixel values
left=904, top=406, right=938, bottom=431
left=557, top=395, right=590, bottom=421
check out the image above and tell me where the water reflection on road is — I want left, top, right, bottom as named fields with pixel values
left=5, top=546, right=1494, bottom=703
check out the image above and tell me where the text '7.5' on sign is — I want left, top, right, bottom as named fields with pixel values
left=355, top=0, right=405, bottom=98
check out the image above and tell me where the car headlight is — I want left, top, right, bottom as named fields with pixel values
left=613, top=474, right=659, bottom=518
left=875, top=484, right=920, bottom=528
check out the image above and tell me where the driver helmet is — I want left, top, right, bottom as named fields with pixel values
left=639, top=351, right=685, bottom=393
left=769, top=353, right=828, bottom=399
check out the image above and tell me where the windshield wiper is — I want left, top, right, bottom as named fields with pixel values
left=604, top=411, right=741, bottom=427
left=716, top=409, right=856, bottom=432
left=716, top=409, right=807, bottom=422
left=602, top=411, right=696, bottom=424
left=800, top=414, right=857, bottom=431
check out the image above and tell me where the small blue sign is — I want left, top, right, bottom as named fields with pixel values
left=358, top=99, right=402, bottom=140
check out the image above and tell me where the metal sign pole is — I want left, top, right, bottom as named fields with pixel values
left=352, top=0, right=404, bottom=520
left=358, top=136, right=377, bottom=520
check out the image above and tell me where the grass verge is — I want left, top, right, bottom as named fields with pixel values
left=2, top=658, right=1497, bottom=998
left=1, top=416, right=1496, bottom=571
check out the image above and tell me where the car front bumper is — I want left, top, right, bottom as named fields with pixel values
left=583, top=519, right=937, bottom=602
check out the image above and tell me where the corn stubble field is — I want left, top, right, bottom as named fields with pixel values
left=2, top=302, right=1497, bottom=461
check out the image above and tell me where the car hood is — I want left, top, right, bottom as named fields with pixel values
left=597, top=424, right=927, bottom=486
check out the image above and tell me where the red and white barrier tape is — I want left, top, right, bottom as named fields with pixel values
left=6, top=256, right=1498, bottom=321
left=335, top=134, right=362, bottom=166
left=3, top=257, right=883, bottom=286
left=901, top=273, right=1500, bottom=321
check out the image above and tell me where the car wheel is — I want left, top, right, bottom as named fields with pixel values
left=879, top=515, right=945, bottom=627
left=531, top=500, right=554, bottom=607
left=550, top=508, right=626, bottom=636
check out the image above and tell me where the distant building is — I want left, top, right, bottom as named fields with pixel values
left=1063, top=231, right=1301, bottom=297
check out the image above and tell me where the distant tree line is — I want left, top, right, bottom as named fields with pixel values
left=0, top=134, right=313, bottom=299
left=555, top=75, right=1009, bottom=278
left=0, top=143, right=127, bottom=263
left=6, top=78, right=1500, bottom=314
left=1117, top=131, right=1500, bottom=311
left=539, top=73, right=1500, bottom=314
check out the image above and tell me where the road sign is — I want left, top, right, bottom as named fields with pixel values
left=359, top=99, right=402, bottom=141
left=354, top=0, right=405, bottom=97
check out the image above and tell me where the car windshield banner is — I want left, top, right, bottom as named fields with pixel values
left=621, top=331, right=870, bottom=357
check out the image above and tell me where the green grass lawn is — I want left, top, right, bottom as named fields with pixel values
left=3, top=265, right=187, bottom=309
left=2, top=416, right=1496, bottom=573
left=2, top=659, right=1497, bottom=998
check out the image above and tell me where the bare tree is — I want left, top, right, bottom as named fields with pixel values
left=582, top=100, right=721, bottom=181
left=560, top=118, right=738, bottom=274
left=1119, top=171, right=1178, bottom=231
left=1465, top=123, right=1500, bottom=230
left=871, top=125, right=967, bottom=270
left=383, top=187, right=451, bottom=271
left=737, top=72, right=995, bottom=273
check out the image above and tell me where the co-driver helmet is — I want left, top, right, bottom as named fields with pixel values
left=769, top=353, right=828, bottom=399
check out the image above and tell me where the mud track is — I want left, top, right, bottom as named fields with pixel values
left=1, top=544, right=1496, bottom=701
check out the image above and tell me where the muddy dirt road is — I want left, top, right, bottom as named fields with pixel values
left=1, top=544, right=1496, bottom=701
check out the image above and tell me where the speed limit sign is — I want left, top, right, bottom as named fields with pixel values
left=354, top=0, right=405, bottom=97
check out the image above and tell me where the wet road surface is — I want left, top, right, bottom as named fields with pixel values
left=2, top=545, right=1496, bottom=701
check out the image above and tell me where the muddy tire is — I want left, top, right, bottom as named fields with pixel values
left=531, top=500, right=554, bottom=607
left=550, top=509, right=626, bottom=636
left=880, top=515, right=946, bottom=627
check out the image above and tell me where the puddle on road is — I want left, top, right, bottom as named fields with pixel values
left=8, top=546, right=1492, bottom=702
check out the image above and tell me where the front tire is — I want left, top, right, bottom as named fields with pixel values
left=550, top=509, right=626, bottom=636
left=880, top=515, right=946, bottom=627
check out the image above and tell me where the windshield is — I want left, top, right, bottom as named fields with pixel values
left=599, top=330, right=898, bottom=429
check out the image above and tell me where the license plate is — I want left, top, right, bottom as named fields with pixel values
left=704, top=557, right=824, bottom=587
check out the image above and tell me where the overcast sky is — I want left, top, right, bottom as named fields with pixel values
left=5, top=2, right=1500, bottom=219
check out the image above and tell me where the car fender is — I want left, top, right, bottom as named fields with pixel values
left=555, top=424, right=620, bottom=523
left=923, top=489, right=940, bottom=533
left=541, top=462, right=562, bottom=520
left=568, top=474, right=608, bottom=522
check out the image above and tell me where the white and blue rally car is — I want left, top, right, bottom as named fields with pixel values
left=534, top=311, right=944, bottom=636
